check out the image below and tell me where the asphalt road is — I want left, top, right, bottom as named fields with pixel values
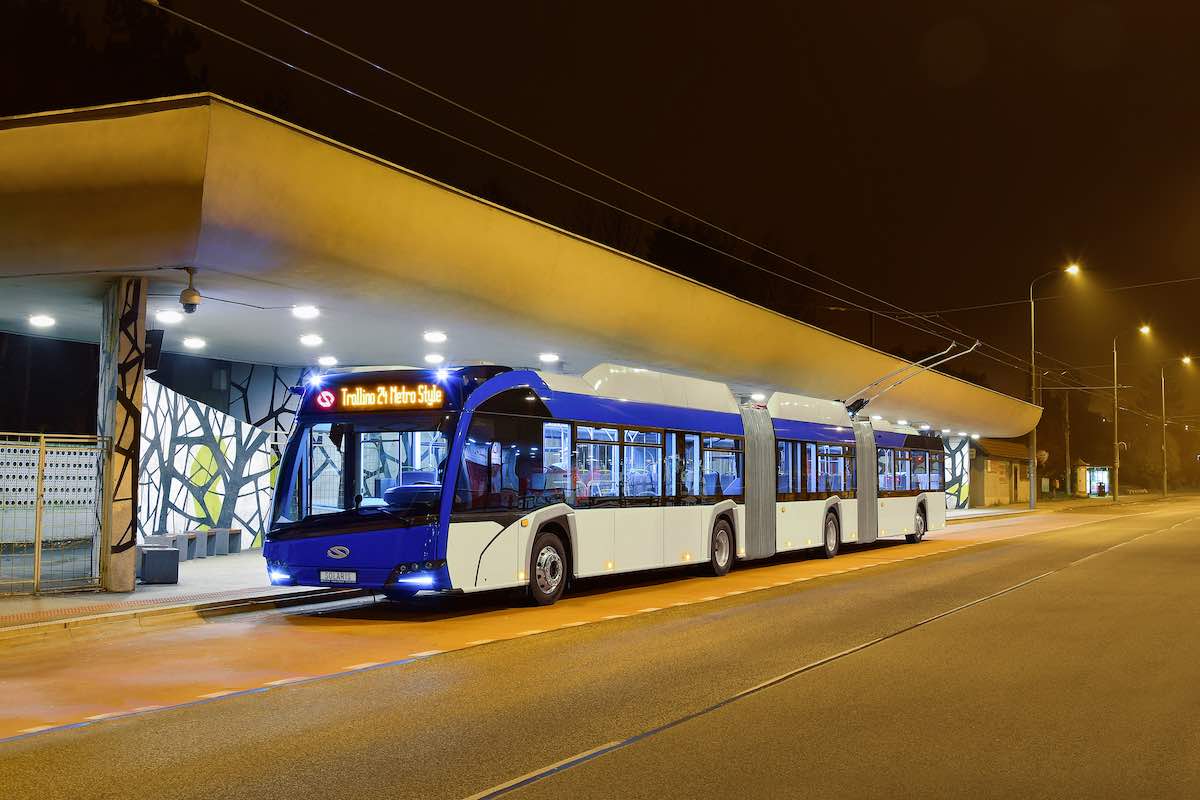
left=3, top=500, right=1199, bottom=799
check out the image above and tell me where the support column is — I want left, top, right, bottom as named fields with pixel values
left=98, top=277, right=147, bottom=592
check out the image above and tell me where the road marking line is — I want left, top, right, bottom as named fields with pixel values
left=409, top=649, right=444, bottom=658
left=17, top=725, right=54, bottom=734
left=515, top=630, right=544, bottom=637
left=263, top=677, right=307, bottom=686
left=671, top=601, right=690, bottom=607
left=344, top=662, right=381, bottom=670
left=601, top=614, right=627, bottom=620
left=466, top=638, right=497, bottom=645
left=84, top=712, right=121, bottom=721
left=197, top=690, right=237, bottom=699
left=724, top=590, right=745, bottom=596
left=129, top=705, right=163, bottom=713
left=701, top=595, right=720, bottom=601
left=461, top=740, right=624, bottom=800
left=635, top=607, right=661, bottom=614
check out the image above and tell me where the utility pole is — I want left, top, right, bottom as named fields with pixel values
left=1113, top=336, right=1120, bottom=502
left=1064, top=392, right=1071, bottom=497
left=1161, top=366, right=1168, bottom=497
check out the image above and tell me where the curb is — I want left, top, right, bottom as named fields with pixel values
left=0, top=587, right=370, bottom=646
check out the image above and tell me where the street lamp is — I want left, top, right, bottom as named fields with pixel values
left=1159, top=355, right=1194, bottom=497
left=1112, top=323, right=1151, bottom=502
left=1029, top=263, right=1081, bottom=509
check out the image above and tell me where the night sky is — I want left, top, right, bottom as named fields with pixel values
left=5, top=1, right=1200, bottom=475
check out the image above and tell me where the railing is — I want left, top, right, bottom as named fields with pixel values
left=0, top=432, right=112, bottom=594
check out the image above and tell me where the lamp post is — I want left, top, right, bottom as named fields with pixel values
left=1112, top=324, right=1152, bottom=502
left=1029, top=263, right=1080, bottom=509
left=1160, top=355, right=1192, bottom=497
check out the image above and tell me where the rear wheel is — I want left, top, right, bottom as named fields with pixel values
left=528, top=530, right=567, bottom=606
left=707, top=518, right=733, bottom=576
left=821, top=511, right=840, bottom=559
left=906, top=509, right=927, bottom=543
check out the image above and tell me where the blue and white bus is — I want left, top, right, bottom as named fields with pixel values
left=265, top=364, right=946, bottom=605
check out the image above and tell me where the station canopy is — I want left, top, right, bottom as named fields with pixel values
left=0, top=94, right=1040, bottom=438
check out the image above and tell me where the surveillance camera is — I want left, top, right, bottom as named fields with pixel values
left=180, top=286, right=201, bottom=314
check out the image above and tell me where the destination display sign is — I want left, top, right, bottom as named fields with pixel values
left=313, top=383, right=446, bottom=411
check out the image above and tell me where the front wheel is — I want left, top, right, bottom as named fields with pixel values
left=707, top=519, right=733, bottom=576
left=528, top=530, right=567, bottom=606
left=905, top=510, right=927, bottom=543
left=821, top=512, right=840, bottom=559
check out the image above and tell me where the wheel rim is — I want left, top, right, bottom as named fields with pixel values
left=825, top=518, right=837, bottom=551
left=915, top=513, right=925, bottom=539
left=535, top=545, right=563, bottom=595
left=714, top=529, right=730, bottom=567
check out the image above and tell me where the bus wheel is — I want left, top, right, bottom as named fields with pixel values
left=821, top=512, right=840, bottom=559
left=906, top=509, right=927, bottom=543
left=529, top=530, right=567, bottom=606
left=707, top=518, right=733, bottom=576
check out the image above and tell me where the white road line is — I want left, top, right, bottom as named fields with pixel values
left=409, top=650, right=444, bottom=658
left=344, top=662, right=381, bottom=670
left=263, top=677, right=307, bottom=686
left=466, top=638, right=497, bottom=645
left=701, top=595, right=720, bottom=601
left=17, top=725, right=55, bottom=734
left=84, top=712, right=122, bottom=721
left=601, top=614, right=627, bottom=620
left=129, top=705, right=163, bottom=713
left=461, top=740, right=623, bottom=800
left=515, top=630, right=544, bottom=637
left=197, top=690, right=236, bottom=699
left=635, top=607, right=661, bottom=614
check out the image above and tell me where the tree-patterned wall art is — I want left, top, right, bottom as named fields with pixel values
left=138, top=378, right=278, bottom=546
left=944, top=436, right=971, bottom=510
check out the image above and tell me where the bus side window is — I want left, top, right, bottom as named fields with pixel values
left=877, top=448, right=895, bottom=492
left=541, top=421, right=572, bottom=506
left=929, top=451, right=945, bottom=490
left=683, top=433, right=701, bottom=499
left=777, top=441, right=795, bottom=496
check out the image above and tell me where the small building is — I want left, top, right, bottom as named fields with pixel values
left=969, top=437, right=1031, bottom=507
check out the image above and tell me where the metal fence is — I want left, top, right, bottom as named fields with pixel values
left=0, top=433, right=111, bottom=594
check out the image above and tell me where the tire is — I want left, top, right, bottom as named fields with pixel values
left=906, top=508, right=927, bottom=543
left=528, top=530, right=568, bottom=606
left=820, top=511, right=840, bottom=559
left=707, top=518, right=734, bottom=576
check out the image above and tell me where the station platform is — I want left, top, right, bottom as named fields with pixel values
left=0, top=551, right=340, bottom=632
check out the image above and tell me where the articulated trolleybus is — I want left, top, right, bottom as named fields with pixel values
left=265, top=364, right=946, bottom=604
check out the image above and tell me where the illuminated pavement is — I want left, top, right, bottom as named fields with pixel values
left=2, top=499, right=1198, bottom=799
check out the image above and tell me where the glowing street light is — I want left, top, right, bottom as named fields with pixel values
left=1029, top=262, right=1083, bottom=509
left=1139, top=324, right=1151, bottom=335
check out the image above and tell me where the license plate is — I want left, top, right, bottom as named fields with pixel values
left=320, top=570, right=357, bottom=583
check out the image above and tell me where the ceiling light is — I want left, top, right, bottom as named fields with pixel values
left=870, top=415, right=883, bottom=421
left=941, top=428, right=951, bottom=433
left=28, top=314, right=55, bottom=328
left=958, top=431, right=969, bottom=436
left=750, top=392, right=766, bottom=402
left=423, top=330, right=447, bottom=344
left=155, top=309, right=183, bottom=325
left=182, top=337, right=206, bottom=350
left=424, top=353, right=444, bottom=365
left=538, top=352, right=560, bottom=363
left=918, top=424, right=931, bottom=430
left=299, top=333, right=323, bottom=347
left=317, top=355, right=338, bottom=367
left=292, top=305, right=320, bottom=320
left=970, top=433, right=981, bottom=440
left=897, top=419, right=909, bottom=426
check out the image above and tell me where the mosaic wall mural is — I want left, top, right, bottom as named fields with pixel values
left=228, top=364, right=312, bottom=456
left=139, top=378, right=277, bottom=547
left=944, top=436, right=971, bottom=510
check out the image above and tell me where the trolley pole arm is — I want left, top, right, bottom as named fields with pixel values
left=846, top=341, right=981, bottom=419
left=843, top=342, right=956, bottom=408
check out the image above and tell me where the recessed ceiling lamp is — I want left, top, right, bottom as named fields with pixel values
left=941, top=428, right=951, bottom=434
left=424, top=353, right=445, bottom=365
left=299, top=333, right=323, bottom=347
left=750, top=392, right=766, bottom=402
left=538, top=352, right=560, bottom=363
left=897, top=419, right=909, bottom=426
left=423, top=330, right=447, bottom=344
left=182, top=337, right=206, bottom=350
left=918, top=424, right=931, bottom=430
left=28, top=314, right=55, bottom=328
left=870, top=415, right=883, bottom=421
left=958, top=431, right=969, bottom=436
left=155, top=309, right=183, bottom=324
left=971, top=433, right=981, bottom=440
left=317, top=355, right=338, bottom=367
left=292, top=305, right=320, bottom=320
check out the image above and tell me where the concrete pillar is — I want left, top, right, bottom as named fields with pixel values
left=97, top=277, right=147, bottom=592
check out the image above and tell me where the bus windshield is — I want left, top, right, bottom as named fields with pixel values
left=273, top=412, right=456, bottom=528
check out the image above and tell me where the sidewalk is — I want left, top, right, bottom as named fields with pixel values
left=947, top=494, right=1147, bottom=523
left=0, top=550, right=347, bottom=631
